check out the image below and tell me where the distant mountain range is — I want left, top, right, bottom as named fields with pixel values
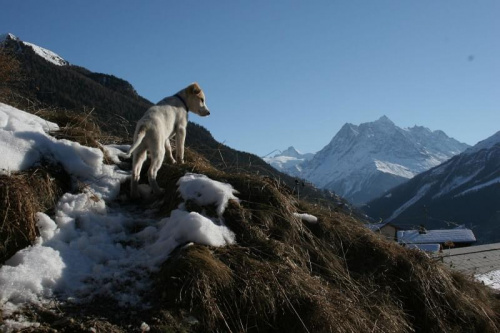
left=268, top=116, right=469, bottom=205
left=264, top=146, right=314, bottom=175
left=364, top=131, right=500, bottom=244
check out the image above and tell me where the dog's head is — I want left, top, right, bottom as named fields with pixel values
left=185, top=83, right=210, bottom=116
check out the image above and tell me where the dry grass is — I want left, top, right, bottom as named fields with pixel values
left=34, top=107, right=128, bottom=165
left=152, top=157, right=500, bottom=333
left=0, top=161, right=70, bottom=264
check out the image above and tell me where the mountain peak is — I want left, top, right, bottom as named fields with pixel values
left=374, top=115, right=395, bottom=126
left=298, top=117, right=469, bottom=205
left=282, top=146, right=300, bottom=155
left=0, top=33, right=18, bottom=43
left=1, top=32, right=68, bottom=66
left=264, top=146, right=315, bottom=174
left=276, top=146, right=314, bottom=159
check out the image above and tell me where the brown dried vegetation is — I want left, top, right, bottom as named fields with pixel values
left=150, top=154, right=500, bottom=333
left=0, top=161, right=70, bottom=264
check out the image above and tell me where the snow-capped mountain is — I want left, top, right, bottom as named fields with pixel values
left=264, top=146, right=315, bottom=176
left=364, top=130, right=500, bottom=244
left=298, top=116, right=469, bottom=205
left=0, top=33, right=68, bottom=66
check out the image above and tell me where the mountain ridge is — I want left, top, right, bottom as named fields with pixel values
left=263, top=146, right=315, bottom=175
left=364, top=130, right=500, bottom=243
left=1, top=33, right=68, bottom=66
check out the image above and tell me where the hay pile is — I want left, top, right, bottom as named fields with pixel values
left=151, top=157, right=500, bottom=333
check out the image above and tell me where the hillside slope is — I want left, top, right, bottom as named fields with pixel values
left=1, top=33, right=151, bottom=129
left=1, top=103, right=499, bottom=332
left=364, top=131, right=500, bottom=244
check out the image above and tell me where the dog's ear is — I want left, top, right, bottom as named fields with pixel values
left=189, top=82, right=202, bottom=95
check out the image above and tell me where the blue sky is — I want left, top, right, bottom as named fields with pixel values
left=1, top=0, right=499, bottom=156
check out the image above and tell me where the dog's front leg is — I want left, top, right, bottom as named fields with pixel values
left=176, top=126, right=186, bottom=164
left=165, top=139, right=176, bottom=164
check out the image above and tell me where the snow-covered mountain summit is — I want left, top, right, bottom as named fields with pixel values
left=279, top=146, right=314, bottom=159
left=263, top=146, right=315, bottom=175
left=298, top=116, right=469, bottom=205
left=1, top=33, right=68, bottom=66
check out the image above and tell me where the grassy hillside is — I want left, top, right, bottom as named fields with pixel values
left=0, top=111, right=499, bottom=332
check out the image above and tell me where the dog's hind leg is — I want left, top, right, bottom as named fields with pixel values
left=148, top=143, right=165, bottom=195
left=131, top=148, right=147, bottom=199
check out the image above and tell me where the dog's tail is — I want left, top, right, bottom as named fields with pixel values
left=122, top=126, right=147, bottom=159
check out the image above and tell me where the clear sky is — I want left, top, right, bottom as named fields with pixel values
left=1, top=0, right=499, bottom=156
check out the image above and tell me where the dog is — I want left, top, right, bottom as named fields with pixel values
left=126, top=82, right=210, bottom=198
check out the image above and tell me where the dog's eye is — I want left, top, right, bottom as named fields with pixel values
left=201, top=98, right=205, bottom=104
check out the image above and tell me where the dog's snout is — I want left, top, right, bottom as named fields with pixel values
left=206, top=110, right=210, bottom=116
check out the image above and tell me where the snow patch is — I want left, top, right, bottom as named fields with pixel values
left=147, top=210, right=235, bottom=266
left=0, top=103, right=59, bottom=173
left=23, top=41, right=68, bottom=66
left=433, top=168, right=483, bottom=198
left=101, top=144, right=130, bottom=164
left=476, top=270, right=500, bottom=290
left=455, top=176, right=500, bottom=197
left=177, top=173, right=239, bottom=217
left=294, top=213, right=318, bottom=224
left=374, top=160, right=415, bottom=178
left=387, top=183, right=433, bottom=221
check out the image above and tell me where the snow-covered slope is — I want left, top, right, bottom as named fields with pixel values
left=264, top=146, right=314, bottom=176
left=365, top=130, right=500, bottom=244
left=0, top=33, right=68, bottom=66
left=0, top=102, right=237, bottom=329
left=299, top=116, right=469, bottom=205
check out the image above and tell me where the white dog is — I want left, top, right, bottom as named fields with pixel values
left=126, top=83, right=210, bottom=198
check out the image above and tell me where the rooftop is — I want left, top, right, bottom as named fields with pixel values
left=438, top=243, right=500, bottom=275
left=398, top=228, right=476, bottom=245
